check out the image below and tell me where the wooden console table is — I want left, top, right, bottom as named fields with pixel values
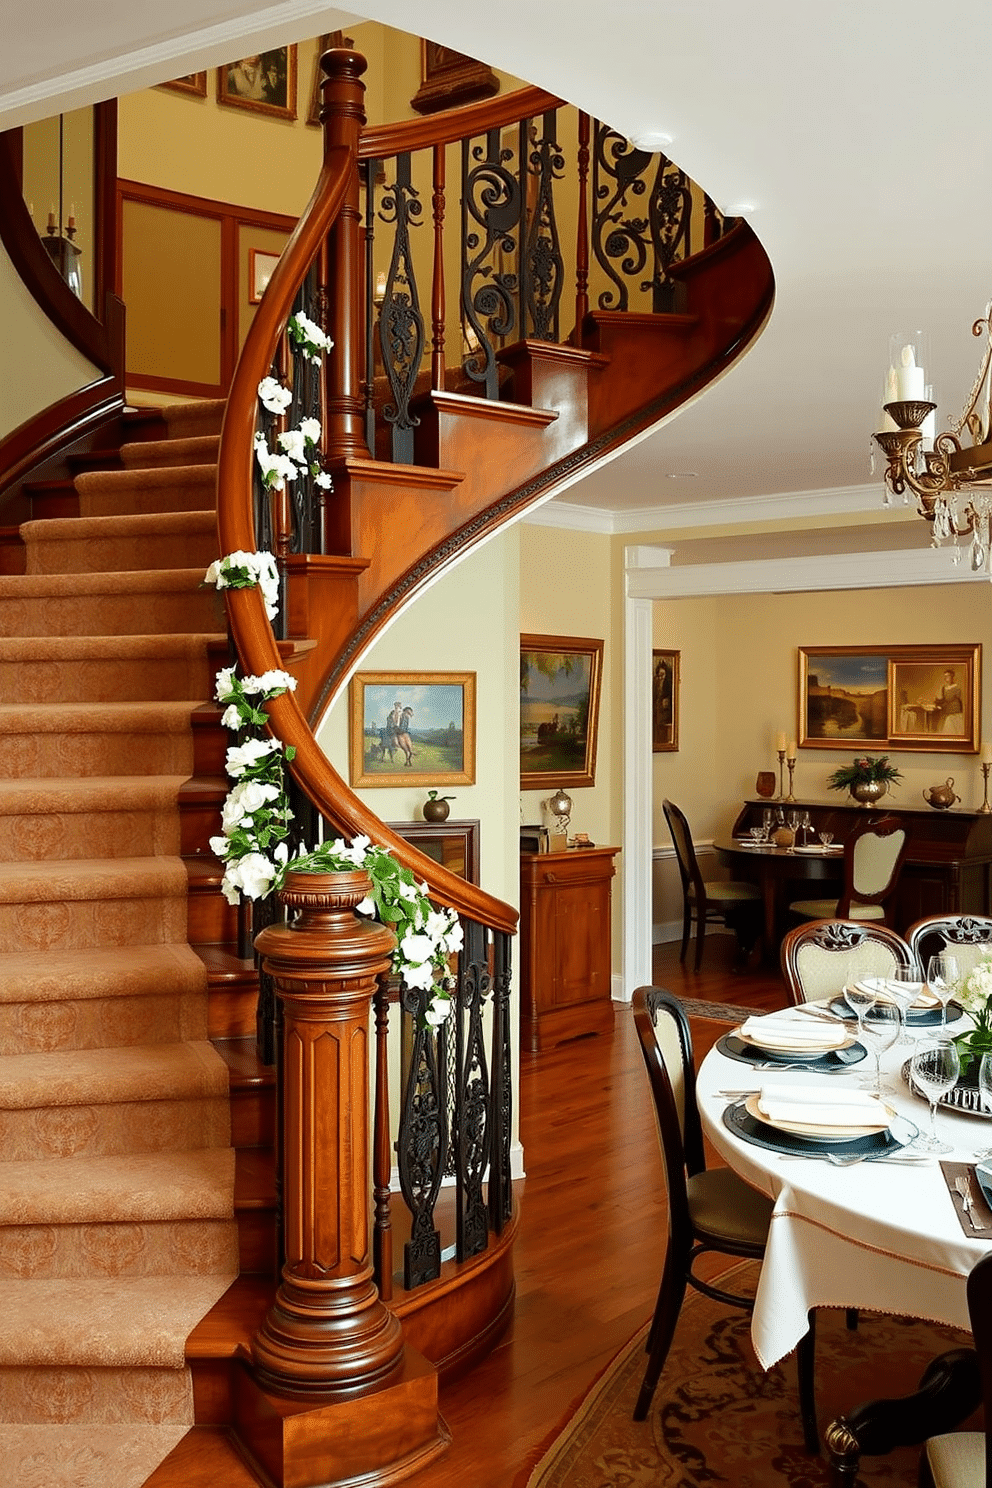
left=519, top=846, right=620, bottom=1054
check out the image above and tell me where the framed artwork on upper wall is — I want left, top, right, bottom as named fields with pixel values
left=158, top=73, right=207, bottom=98
left=652, top=649, right=679, bottom=752
left=248, top=248, right=280, bottom=304
left=520, top=634, right=603, bottom=789
left=798, top=643, right=981, bottom=752
left=218, top=48, right=298, bottom=120
left=410, top=42, right=499, bottom=115
left=349, top=671, right=477, bottom=788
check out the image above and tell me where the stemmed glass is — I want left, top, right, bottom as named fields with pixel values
left=910, top=1040, right=961, bottom=1154
left=926, top=953, right=961, bottom=1030
left=975, top=1052, right=992, bottom=1163
left=859, top=999, right=902, bottom=1097
left=749, top=827, right=764, bottom=846
left=818, top=830, right=834, bottom=849
left=799, top=810, right=812, bottom=846
left=762, top=808, right=774, bottom=842
left=883, top=966, right=923, bottom=1048
left=844, top=981, right=884, bottom=1085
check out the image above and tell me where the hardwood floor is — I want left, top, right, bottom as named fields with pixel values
left=398, top=934, right=789, bottom=1487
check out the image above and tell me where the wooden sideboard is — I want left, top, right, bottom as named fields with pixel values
left=731, top=798, right=992, bottom=931
left=518, top=846, right=620, bottom=1054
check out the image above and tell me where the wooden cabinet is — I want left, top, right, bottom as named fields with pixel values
left=519, top=846, right=620, bottom=1053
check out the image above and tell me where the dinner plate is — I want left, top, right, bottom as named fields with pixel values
left=832, top=993, right=963, bottom=1027
left=716, top=1032, right=866, bottom=1070
left=976, top=1164, right=992, bottom=1208
left=792, top=845, right=831, bottom=855
left=744, top=1092, right=894, bottom=1143
left=723, top=1100, right=919, bottom=1159
left=736, top=1026, right=857, bottom=1059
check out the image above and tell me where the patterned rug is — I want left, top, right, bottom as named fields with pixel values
left=522, top=1262, right=979, bottom=1487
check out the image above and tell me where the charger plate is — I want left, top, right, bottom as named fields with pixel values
left=744, top=1092, right=893, bottom=1143
left=737, top=1025, right=856, bottom=1056
left=723, top=1099, right=918, bottom=1159
left=831, top=994, right=963, bottom=1029
left=716, top=1032, right=866, bottom=1070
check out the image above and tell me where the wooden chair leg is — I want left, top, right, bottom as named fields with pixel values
left=634, top=1269, right=687, bottom=1422
left=693, top=912, right=706, bottom=972
left=679, top=904, right=691, bottom=963
left=797, top=1313, right=819, bottom=1455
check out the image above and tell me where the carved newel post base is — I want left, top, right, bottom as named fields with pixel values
left=237, top=869, right=449, bottom=1487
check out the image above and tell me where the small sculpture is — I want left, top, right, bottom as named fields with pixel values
left=923, top=779, right=960, bottom=810
left=422, top=790, right=455, bottom=822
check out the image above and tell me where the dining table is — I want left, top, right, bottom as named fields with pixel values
left=697, top=1004, right=992, bottom=1375
left=713, top=834, right=844, bottom=954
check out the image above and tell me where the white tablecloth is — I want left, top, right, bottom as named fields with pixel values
left=697, top=1011, right=992, bottom=1368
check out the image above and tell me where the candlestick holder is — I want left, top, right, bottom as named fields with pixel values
left=980, top=762, right=992, bottom=815
left=776, top=749, right=786, bottom=800
left=785, top=758, right=797, bottom=803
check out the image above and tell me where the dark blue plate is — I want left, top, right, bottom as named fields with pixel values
left=831, top=995, right=963, bottom=1028
left=723, top=1099, right=918, bottom=1159
left=717, top=1032, right=866, bottom=1070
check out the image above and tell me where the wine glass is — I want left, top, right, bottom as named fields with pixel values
left=975, top=1052, right=992, bottom=1162
left=859, top=999, right=902, bottom=1096
left=910, top=1040, right=960, bottom=1153
left=799, top=809, right=812, bottom=846
left=882, top=965, right=923, bottom=1048
left=762, top=808, right=774, bottom=842
left=818, top=830, right=834, bottom=848
left=843, top=980, right=883, bottom=1084
left=926, top=953, right=961, bottom=1030
left=749, top=826, right=764, bottom=846
left=787, top=810, right=800, bottom=833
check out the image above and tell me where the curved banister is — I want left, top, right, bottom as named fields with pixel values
left=358, top=84, right=563, bottom=160
left=216, top=79, right=517, bottom=934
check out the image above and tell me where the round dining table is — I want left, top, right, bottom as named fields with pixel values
left=697, top=1009, right=992, bottom=1372
left=713, top=836, right=844, bottom=953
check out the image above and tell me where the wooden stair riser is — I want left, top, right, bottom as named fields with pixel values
left=0, top=579, right=224, bottom=638
left=0, top=646, right=217, bottom=705
left=0, top=991, right=208, bottom=1057
left=187, top=874, right=240, bottom=946
left=19, top=480, right=79, bottom=521
left=0, top=531, right=25, bottom=575
left=21, top=514, right=218, bottom=575
left=412, top=393, right=562, bottom=499
left=180, top=780, right=227, bottom=857
left=74, top=466, right=217, bottom=520
left=0, top=1096, right=231, bottom=1163
left=207, top=978, right=262, bottom=1042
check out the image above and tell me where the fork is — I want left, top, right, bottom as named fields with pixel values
left=956, top=1175, right=989, bottom=1231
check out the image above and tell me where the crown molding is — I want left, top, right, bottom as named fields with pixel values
left=526, top=481, right=892, bottom=536
left=520, top=499, right=616, bottom=533
left=626, top=544, right=987, bottom=599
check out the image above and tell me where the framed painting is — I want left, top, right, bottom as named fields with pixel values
left=410, top=41, right=499, bottom=115
left=652, top=649, right=679, bottom=752
left=350, top=672, right=476, bottom=787
left=799, top=644, right=981, bottom=752
left=887, top=646, right=980, bottom=751
left=218, top=47, right=297, bottom=120
left=158, top=73, right=207, bottom=98
left=249, top=248, right=280, bottom=304
left=520, top=634, right=603, bottom=789
left=386, top=820, right=480, bottom=884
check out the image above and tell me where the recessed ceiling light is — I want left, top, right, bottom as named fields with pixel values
left=665, top=471, right=699, bottom=479
left=630, top=129, right=674, bottom=152
left=723, top=202, right=757, bottom=216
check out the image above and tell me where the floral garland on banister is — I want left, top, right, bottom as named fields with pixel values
left=204, top=337, right=460, bottom=1025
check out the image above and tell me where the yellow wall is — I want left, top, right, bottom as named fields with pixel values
left=21, top=108, right=95, bottom=313
left=0, top=239, right=99, bottom=440
left=651, top=579, right=992, bottom=932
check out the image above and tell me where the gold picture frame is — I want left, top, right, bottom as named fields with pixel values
left=652, top=649, right=679, bottom=752
left=798, top=644, right=981, bottom=752
left=158, top=73, right=208, bottom=98
left=218, top=47, right=298, bottom=120
left=350, top=671, right=477, bottom=788
left=520, top=633, right=603, bottom=789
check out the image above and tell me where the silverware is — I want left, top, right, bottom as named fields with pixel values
left=781, top=1152, right=930, bottom=1167
left=795, top=1004, right=852, bottom=1025
left=957, top=1174, right=989, bottom=1231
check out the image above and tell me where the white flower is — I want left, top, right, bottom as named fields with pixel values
left=220, top=704, right=242, bottom=730
left=299, top=417, right=321, bottom=445
left=961, top=957, right=992, bottom=1013
left=258, top=377, right=293, bottom=414
left=223, top=852, right=280, bottom=902
left=209, top=834, right=229, bottom=857
left=425, top=996, right=451, bottom=1027
left=241, top=669, right=297, bottom=697
left=214, top=666, right=238, bottom=703
left=221, top=779, right=280, bottom=830
left=442, top=917, right=464, bottom=955
left=255, top=438, right=298, bottom=490
left=400, top=931, right=435, bottom=967
left=226, top=737, right=281, bottom=779
left=278, top=428, right=308, bottom=464
left=356, top=895, right=376, bottom=917
left=424, top=909, right=453, bottom=941
left=401, top=959, right=437, bottom=992
left=314, top=470, right=334, bottom=489
left=398, top=880, right=420, bottom=903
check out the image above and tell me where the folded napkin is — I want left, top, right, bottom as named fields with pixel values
left=758, top=1083, right=890, bottom=1131
left=740, top=1014, right=847, bottom=1051
left=851, top=977, right=936, bottom=1009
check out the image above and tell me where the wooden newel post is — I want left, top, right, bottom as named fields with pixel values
left=320, top=49, right=371, bottom=465
left=238, top=869, right=448, bottom=1487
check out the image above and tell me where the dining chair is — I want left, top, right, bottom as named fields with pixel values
left=631, top=986, right=819, bottom=1452
left=663, top=799, right=762, bottom=971
left=780, top=919, right=914, bottom=1006
left=907, top=914, right=992, bottom=983
left=788, top=814, right=909, bottom=928
left=918, top=1249, right=992, bottom=1488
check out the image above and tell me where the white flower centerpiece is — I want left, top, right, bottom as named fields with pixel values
left=954, top=951, right=992, bottom=1077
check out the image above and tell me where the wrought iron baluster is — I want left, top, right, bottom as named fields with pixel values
left=430, top=143, right=446, bottom=391
left=455, top=918, right=491, bottom=1262
left=378, top=150, right=425, bottom=464
left=461, top=128, right=521, bottom=399
left=645, top=155, right=692, bottom=312
left=591, top=122, right=653, bottom=312
left=397, top=980, right=448, bottom=1289
left=574, top=111, right=590, bottom=336
left=488, top=928, right=513, bottom=1232
left=522, top=109, right=564, bottom=343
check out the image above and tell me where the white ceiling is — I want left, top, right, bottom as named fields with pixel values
left=4, top=0, right=992, bottom=531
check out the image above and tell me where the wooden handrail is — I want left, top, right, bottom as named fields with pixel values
left=358, top=84, right=562, bottom=161
left=216, top=53, right=518, bottom=935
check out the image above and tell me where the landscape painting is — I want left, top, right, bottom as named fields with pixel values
left=520, top=634, right=603, bottom=789
left=349, top=671, right=476, bottom=787
left=800, top=649, right=888, bottom=746
left=799, top=644, right=981, bottom=752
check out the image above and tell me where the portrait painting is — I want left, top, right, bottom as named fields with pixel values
left=888, top=647, right=980, bottom=751
left=158, top=73, right=207, bottom=98
left=520, top=634, right=603, bottom=789
left=218, top=47, right=297, bottom=120
left=652, top=649, right=679, bottom=752
left=349, top=672, right=476, bottom=787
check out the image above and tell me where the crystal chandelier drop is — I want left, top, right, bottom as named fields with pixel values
left=873, top=313, right=992, bottom=573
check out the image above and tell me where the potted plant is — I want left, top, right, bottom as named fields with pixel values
left=826, top=754, right=902, bottom=807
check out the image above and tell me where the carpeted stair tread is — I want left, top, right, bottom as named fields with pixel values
left=0, top=943, right=205, bottom=1006
left=0, top=1274, right=238, bottom=1367
left=120, top=435, right=220, bottom=468
left=0, top=1040, right=229, bottom=1112
left=0, top=701, right=197, bottom=778
left=159, top=399, right=226, bottom=440
left=0, top=569, right=223, bottom=638
left=0, top=633, right=222, bottom=662
left=0, top=855, right=188, bottom=905
left=0, top=775, right=185, bottom=862
left=20, top=510, right=217, bottom=574
left=0, top=775, right=186, bottom=813
left=74, top=466, right=217, bottom=519
left=0, top=1219, right=238, bottom=1281
left=0, top=1423, right=194, bottom=1487
left=0, top=1147, right=235, bottom=1226
left=0, top=633, right=222, bottom=704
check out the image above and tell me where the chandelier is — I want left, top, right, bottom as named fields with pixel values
left=873, top=312, right=992, bottom=573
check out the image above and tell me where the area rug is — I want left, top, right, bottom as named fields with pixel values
left=522, top=1262, right=979, bottom=1487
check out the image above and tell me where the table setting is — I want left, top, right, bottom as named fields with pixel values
left=697, top=970, right=992, bottom=1370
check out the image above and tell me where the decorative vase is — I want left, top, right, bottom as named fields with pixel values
left=422, top=794, right=452, bottom=822
left=850, top=780, right=886, bottom=807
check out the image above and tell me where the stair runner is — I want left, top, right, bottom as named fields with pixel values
left=0, top=402, right=238, bottom=1488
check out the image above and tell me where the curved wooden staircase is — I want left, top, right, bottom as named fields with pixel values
left=0, top=48, right=773, bottom=1488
